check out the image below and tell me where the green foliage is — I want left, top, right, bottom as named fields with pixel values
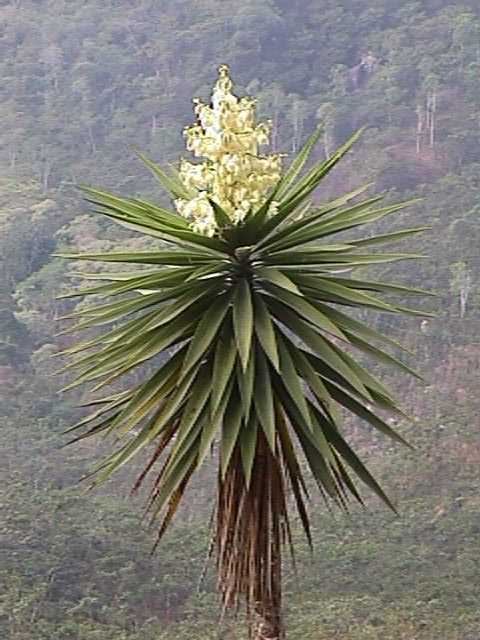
left=58, top=127, right=431, bottom=531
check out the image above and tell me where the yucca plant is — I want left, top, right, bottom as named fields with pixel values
left=56, top=65, right=432, bottom=639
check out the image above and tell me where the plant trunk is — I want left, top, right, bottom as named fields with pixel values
left=254, top=604, right=283, bottom=639
left=216, top=432, right=288, bottom=639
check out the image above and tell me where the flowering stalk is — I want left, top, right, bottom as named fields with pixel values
left=174, top=65, right=282, bottom=235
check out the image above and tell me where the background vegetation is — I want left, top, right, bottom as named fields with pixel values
left=0, top=0, right=479, bottom=638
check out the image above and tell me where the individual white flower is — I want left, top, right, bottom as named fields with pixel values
left=268, top=200, right=280, bottom=217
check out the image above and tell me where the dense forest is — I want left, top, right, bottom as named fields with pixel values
left=1, top=0, right=479, bottom=638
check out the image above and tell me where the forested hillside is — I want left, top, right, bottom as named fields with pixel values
left=1, top=1, right=479, bottom=638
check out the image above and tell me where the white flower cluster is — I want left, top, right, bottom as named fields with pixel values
left=174, top=65, right=283, bottom=236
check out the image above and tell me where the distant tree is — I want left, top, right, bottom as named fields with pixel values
left=449, top=261, right=472, bottom=318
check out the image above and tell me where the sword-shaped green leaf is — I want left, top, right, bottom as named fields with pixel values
left=105, top=347, right=187, bottom=435
left=132, top=149, right=194, bottom=200
left=350, top=226, right=430, bottom=248
left=269, top=250, right=425, bottom=268
left=91, top=364, right=201, bottom=485
left=58, top=267, right=196, bottom=299
left=256, top=267, right=303, bottom=295
left=269, top=201, right=418, bottom=253
left=282, top=337, right=334, bottom=415
left=276, top=335, right=311, bottom=428
left=129, top=197, right=192, bottom=229
left=311, top=301, right=411, bottom=354
left=263, top=283, right=348, bottom=342
left=253, top=293, right=280, bottom=371
left=167, top=374, right=212, bottom=466
left=198, top=378, right=233, bottom=467
left=320, top=276, right=435, bottom=298
left=211, top=334, right=237, bottom=415
left=320, top=416, right=397, bottom=513
left=321, top=343, right=397, bottom=407
left=276, top=409, right=312, bottom=547
left=281, top=392, right=340, bottom=502
left=255, top=184, right=376, bottom=250
left=346, top=331, right=423, bottom=380
left=54, top=251, right=215, bottom=266
left=253, top=348, right=275, bottom=451
left=63, top=390, right=134, bottom=435
left=209, top=198, right=232, bottom=229
left=278, top=129, right=365, bottom=211
left=275, top=125, right=323, bottom=200
left=182, top=294, right=231, bottom=374
left=268, top=300, right=371, bottom=400
left=236, top=351, right=255, bottom=423
left=323, top=379, right=411, bottom=447
left=220, top=391, right=244, bottom=478
left=149, top=442, right=200, bottom=521
left=240, top=415, right=258, bottom=487
left=233, top=279, right=253, bottom=371
left=290, top=275, right=397, bottom=312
